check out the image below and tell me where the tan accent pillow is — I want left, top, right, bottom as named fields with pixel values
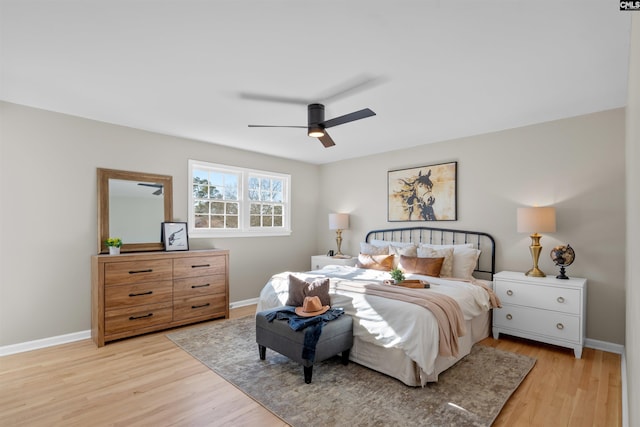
left=356, top=253, right=394, bottom=271
left=286, top=275, right=331, bottom=307
left=417, top=246, right=454, bottom=277
left=398, top=255, right=445, bottom=277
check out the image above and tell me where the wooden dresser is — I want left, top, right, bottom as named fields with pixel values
left=91, top=249, right=229, bottom=346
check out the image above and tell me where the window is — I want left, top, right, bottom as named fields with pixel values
left=188, top=160, right=291, bottom=237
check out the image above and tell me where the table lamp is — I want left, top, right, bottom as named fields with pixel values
left=328, top=213, right=349, bottom=257
left=517, top=206, right=556, bottom=277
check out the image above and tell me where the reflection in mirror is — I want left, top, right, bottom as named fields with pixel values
left=109, top=180, right=166, bottom=243
left=97, top=168, right=173, bottom=253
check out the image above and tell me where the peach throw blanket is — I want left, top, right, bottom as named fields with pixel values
left=334, top=281, right=466, bottom=357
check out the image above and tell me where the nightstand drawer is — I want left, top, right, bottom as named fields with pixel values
left=494, top=305, right=581, bottom=343
left=495, top=280, right=581, bottom=314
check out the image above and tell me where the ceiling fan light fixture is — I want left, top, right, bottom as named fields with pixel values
left=308, top=126, right=325, bottom=138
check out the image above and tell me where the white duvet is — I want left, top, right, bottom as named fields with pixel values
left=256, top=265, right=493, bottom=376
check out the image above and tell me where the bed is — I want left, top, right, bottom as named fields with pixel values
left=256, top=226, right=497, bottom=386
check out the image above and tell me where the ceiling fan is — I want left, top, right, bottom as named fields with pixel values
left=242, top=75, right=382, bottom=148
left=248, top=103, right=375, bottom=148
left=137, top=182, right=164, bottom=196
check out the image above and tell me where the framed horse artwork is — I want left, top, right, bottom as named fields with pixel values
left=387, top=161, right=457, bottom=222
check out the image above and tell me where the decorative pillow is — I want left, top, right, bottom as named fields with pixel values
left=398, top=255, right=445, bottom=277
left=370, top=239, right=415, bottom=248
left=356, top=253, right=394, bottom=271
left=451, top=247, right=481, bottom=279
left=419, top=242, right=475, bottom=249
left=388, top=244, right=418, bottom=268
left=286, top=275, right=331, bottom=307
left=417, top=246, right=454, bottom=277
left=360, top=242, right=389, bottom=256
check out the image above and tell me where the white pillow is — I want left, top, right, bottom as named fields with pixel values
left=417, top=246, right=454, bottom=277
left=451, top=247, right=481, bottom=279
left=388, top=244, right=418, bottom=268
left=370, top=239, right=415, bottom=248
left=419, top=242, right=475, bottom=251
left=360, top=242, right=389, bottom=255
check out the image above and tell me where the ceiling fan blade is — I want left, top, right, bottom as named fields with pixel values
left=322, top=108, right=376, bottom=129
left=317, top=74, right=387, bottom=103
left=248, top=125, right=307, bottom=128
left=239, top=92, right=310, bottom=105
left=318, top=132, right=336, bottom=148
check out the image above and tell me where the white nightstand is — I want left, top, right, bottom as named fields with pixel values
left=311, top=255, right=357, bottom=270
left=492, top=271, right=587, bottom=358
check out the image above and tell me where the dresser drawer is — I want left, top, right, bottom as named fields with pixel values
left=174, top=275, right=226, bottom=298
left=105, top=302, right=173, bottom=335
left=105, top=281, right=173, bottom=308
left=173, top=256, right=225, bottom=279
left=494, top=305, right=581, bottom=343
left=104, top=259, right=173, bottom=286
left=173, top=294, right=227, bottom=321
left=495, top=280, right=581, bottom=314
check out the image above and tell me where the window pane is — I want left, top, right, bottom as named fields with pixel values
left=193, top=169, right=209, bottom=184
left=211, top=215, right=225, bottom=228
left=210, top=172, right=224, bottom=186
left=274, top=205, right=282, bottom=215
left=250, top=203, right=261, bottom=214
left=250, top=215, right=260, bottom=227
left=194, top=215, right=209, bottom=228
left=226, top=203, right=238, bottom=215
left=263, top=216, right=273, bottom=227
left=274, top=216, right=283, bottom=227
left=211, top=202, right=225, bottom=214
left=194, top=201, right=209, bottom=214
left=261, top=205, right=272, bottom=214
left=226, top=216, right=238, bottom=228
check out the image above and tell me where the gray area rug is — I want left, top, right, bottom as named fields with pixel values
left=167, top=316, right=535, bottom=427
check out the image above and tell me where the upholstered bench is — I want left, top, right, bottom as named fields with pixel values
left=255, top=307, right=353, bottom=384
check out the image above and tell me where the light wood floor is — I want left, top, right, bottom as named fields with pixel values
left=0, top=305, right=621, bottom=427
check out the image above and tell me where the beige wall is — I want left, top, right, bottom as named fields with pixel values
left=626, top=13, right=640, bottom=427
left=0, top=102, right=320, bottom=346
left=0, top=101, right=628, bottom=349
left=319, top=109, right=626, bottom=345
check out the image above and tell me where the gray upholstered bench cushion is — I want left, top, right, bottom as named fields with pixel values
left=255, top=307, right=353, bottom=383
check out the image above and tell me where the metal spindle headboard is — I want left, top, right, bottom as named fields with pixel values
left=365, top=226, right=496, bottom=280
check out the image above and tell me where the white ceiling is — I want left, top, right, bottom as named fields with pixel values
left=0, top=1, right=631, bottom=165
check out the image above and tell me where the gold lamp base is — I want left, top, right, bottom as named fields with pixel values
left=525, top=233, right=546, bottom=277
left=335, top=229, right=344, bottom=256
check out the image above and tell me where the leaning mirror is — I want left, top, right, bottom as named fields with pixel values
left=97, top=168, right=173, bottom=253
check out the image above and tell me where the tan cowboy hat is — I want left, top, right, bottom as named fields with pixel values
left=295, top=296, right=330, bottom=317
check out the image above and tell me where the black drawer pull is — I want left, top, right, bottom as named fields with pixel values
left=129, top=313, right=153, bottom=320
left=129, top=291, right=153, bottom=297
left=191, top=283, right=211, bottom=289
left=191, top=264, right=211, bottom=268
left=192, top=303, right=211, bottom=309
left=129, top=269, right=153, bottom=274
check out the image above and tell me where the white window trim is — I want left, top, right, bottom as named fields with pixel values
left=188, top=159, right=292, bottom=238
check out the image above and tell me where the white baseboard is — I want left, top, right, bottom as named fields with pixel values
left=585, top=337, right=624, bottom=354
left=0, top=330, right=91, bottom=357
left=229, top=297, right=259, bottom=309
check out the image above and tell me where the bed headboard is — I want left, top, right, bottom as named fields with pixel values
left=365, top=226, right=496, bottom=280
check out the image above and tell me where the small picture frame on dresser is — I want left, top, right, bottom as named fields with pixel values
left=161, top=222, right=189, bottom=251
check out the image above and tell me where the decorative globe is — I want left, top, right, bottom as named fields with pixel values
left=550, top=244, right=575, bottom=279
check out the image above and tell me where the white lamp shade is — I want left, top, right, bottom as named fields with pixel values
left=517, top=207, right=556, bottom=233
left=328, top=213, right=349, bottom=230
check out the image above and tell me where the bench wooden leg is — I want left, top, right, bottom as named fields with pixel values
left=258, top=344, right=266, bottom=360
left=304, top=365, right=313, bottom=384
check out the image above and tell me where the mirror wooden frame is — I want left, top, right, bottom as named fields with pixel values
left=97, top=168, right=173, bottom=254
